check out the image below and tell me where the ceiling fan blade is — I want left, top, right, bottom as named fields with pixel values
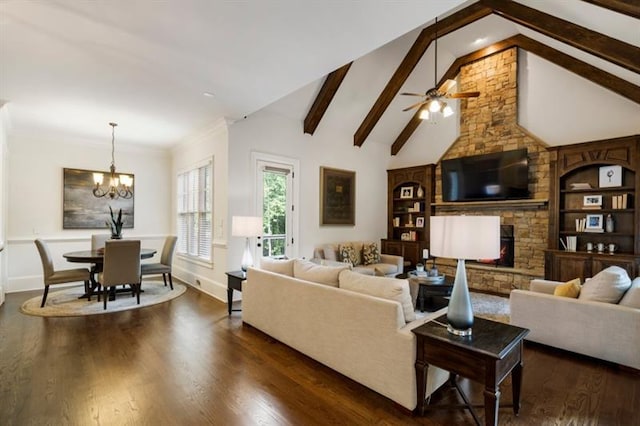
left=438, top=79, right=457, bottom=94
left=402, top=100, right=428, bottom=112
left=448, top=91, right=480, bottom=98
left=400, top=92, right=426, bottom=97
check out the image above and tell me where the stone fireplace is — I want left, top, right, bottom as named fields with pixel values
left=433, top=47, right=549, bottom=294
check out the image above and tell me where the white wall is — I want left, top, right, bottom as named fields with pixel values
left=0, top=105, right=9, bottom=305
left=6, top=133, right=171, bottom=292
left=170, top=119, right=229, bottom=301
left=227, top=107, right=390, bottom=268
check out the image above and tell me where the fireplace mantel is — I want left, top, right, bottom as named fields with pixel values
left=434, top=198, right=548, bottom=211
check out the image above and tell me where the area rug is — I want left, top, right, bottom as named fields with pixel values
left=470, top=292, right=510, bottom=324
left=20, top=281, right=186, bottom=317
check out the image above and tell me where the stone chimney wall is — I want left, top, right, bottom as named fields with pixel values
left=434, top=48, right=549, bottom=294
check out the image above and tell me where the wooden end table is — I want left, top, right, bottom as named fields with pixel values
left=225, top=270, right=245, bottom=315
left=412, top=315, right=529, bottom=426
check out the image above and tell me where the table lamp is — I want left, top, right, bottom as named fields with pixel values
left=232, top=216, right=263, bottom=276
left=430, top=215, right=500, bottom=336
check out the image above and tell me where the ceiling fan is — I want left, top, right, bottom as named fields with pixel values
left=401, top=17, right=480, bottom=119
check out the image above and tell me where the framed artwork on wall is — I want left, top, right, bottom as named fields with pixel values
left=63, top=168, right=134, bottom=229
left=320, top=166, right=355, bottom=226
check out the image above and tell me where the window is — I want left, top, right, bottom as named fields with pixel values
left=177, top=160, right=212, bottom=263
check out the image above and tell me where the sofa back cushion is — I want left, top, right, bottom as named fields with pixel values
left=618, top=277, right=640, bottom=309
left=259, top=257, right=294, bottom=277
left=578, top=266, right=632, bottom=304
left=293, top=259, right=349, bottom=287
left=338, top=270, right=415, bottom=323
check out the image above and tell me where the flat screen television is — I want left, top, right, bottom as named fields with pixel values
left=441, top=149, right=529, bottom=202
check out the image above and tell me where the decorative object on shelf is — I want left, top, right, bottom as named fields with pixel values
left=232, top=216, right=263, bottom=276
left=106, top=206, right=124, bottom=239
left=597, top=242, right=605, bottom=253
left=416, top=217, right=424, bottom=227
left=608, top=243, right=617, bottom=254
left=400, top=186, right=413, bottom=199
left=393, top=217, right=400, bottom=227
left=583, top=195, right=602, bottom=209
left=63, top=168, right=134, bottom=229
left=586, top=242, right=593, bottom=252
left=416, top=186, right=424, bottom=198
left=585, top=214, right=604, bottom=232
left=599, top=165, right=622, bottom=188
left=570, top=182, right=592, bottom=190
left=319, top=167, right=355, bottom=226
left=416, top=263, right=425, bottom=273
left=401, top=232, right=411, bottom=241
left=430, top=215, right=500, bottom=336
left=605, top=214, right=615, bottom=233
left=92, top=123, right=134, bottom=199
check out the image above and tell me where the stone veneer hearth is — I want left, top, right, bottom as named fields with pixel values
left=434, top=48, right=549, bottom=294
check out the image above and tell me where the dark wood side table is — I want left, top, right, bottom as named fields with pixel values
left=412, top=315, right=529, bottom=426
left=225, top=270, right=245, bottom=315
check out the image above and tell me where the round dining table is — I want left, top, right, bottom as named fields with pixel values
left=64, top=248, right=157, bottom=300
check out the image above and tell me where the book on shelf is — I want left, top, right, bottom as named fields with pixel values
left=584, top=228, right=604, bottom=233
left=570, top=182, right=592, bottom=190
left=612, top=194, right=629, bottom=209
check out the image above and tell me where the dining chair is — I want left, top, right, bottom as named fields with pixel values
left=91, top=234, right=110, bottom=251
left=98, top=240, right=141, bottom=310
left=34, top=239, right=91, bottom=308
left=141, top=236, right=177, bottom=290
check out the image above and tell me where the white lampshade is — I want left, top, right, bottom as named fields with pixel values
left=419, top=109, right=430, bottom=120
left=430, top=215, right=500, bottom=260
left=232, top=216, right=263, bottom=237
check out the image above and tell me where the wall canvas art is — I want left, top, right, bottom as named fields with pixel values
left=320, top=166, right=355, bottom=226
left=63, top=168, right=134, bottom=229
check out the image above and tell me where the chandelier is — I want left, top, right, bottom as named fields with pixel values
left=92, top=122, right=133, bottom=199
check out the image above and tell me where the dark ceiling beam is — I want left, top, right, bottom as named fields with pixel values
left=303, top=63, right=352, bottom=135
left=481, top=0, right=640, bottom=74
left=580, top=0, right=640, bottom=19
left=352, top=2, right=492, bottom=147
left=390, top=34, right=640, bottom=155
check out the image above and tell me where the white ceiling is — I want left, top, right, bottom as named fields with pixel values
left=1, top=0, right=638, bottom=150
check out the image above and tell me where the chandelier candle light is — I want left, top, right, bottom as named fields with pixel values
left=93, top=122, right=134, bottom=199
left=232, top=216, right=263, bottom=276
left=430, top=215, right=501, bottom=336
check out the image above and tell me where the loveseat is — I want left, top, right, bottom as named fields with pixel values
left=510, top=266, right=640, bottom=370
left=312, top=241, right=403, bottom=277
left=243, top=258, right=449, bottom=411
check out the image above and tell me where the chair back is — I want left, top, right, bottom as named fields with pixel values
left=160, top=236, right=178, bottom=266
left=102, top=240, right=141, bottom=286
left=34, top=239, right=54, bottom=280
left=91, top=234, right=110, bottom=251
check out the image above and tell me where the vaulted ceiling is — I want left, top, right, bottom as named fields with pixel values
left=1, top=0, right=638, bottom=151
left=303, top=0, right=640, bottom=155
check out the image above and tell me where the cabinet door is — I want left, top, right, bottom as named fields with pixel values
left=545, top=252, right=591, bottom=282
left=592, top=256, right=638, bottom=279
left=381, top=240, right=404, bottom=257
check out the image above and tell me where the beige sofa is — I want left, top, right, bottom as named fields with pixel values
left=243, top=259, right=449, bottom=411
left=312, top=241, right=403, bottom=277
left=510, top=274, right=640, bottom=370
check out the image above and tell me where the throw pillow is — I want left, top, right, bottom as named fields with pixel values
left=293, top=259, right=349, bottom=287
left=339, top=243, right=360, bottom=266
left=338, top=270, right=416, bottom=323
left=578, top=266, right=632, bottom=304
left=259, top=257, right=294, bottom=277
left=362, top=242, right=381, bottom=266
left=323, top=245, right=338, bottom=261
left=618, top=277, right=640, bottom=309
left=553, top=278, right=581, bottom=298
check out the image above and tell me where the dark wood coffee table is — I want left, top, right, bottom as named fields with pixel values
left=412, top=315, right=529, bottom=425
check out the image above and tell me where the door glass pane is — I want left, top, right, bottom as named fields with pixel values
left=262, top=170, right=287, bottom=258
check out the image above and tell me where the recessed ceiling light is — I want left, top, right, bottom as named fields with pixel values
left=203, top=92, right=215, bottom=97
left=473, top=37, right=486, bottom=45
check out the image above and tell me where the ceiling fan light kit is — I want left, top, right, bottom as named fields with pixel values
left=401, top=16, right=480, bottom=122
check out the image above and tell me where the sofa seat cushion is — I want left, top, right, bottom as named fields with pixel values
left=338, top=270, right=415, bottom=323
left=293, top=259, right=349, bottom=287
left=619, top=277, right=640, bottom=309
left=259, top=257, right=294, bottom=276
left=578, top=266, right=632, bottom=304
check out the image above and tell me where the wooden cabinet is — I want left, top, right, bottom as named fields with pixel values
left=546, top=135, right=640, bottom=280
left=381, top=164, right=434, bottom=268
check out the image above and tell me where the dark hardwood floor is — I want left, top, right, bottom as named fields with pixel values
left=1, top=285, right=638, bottom=425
